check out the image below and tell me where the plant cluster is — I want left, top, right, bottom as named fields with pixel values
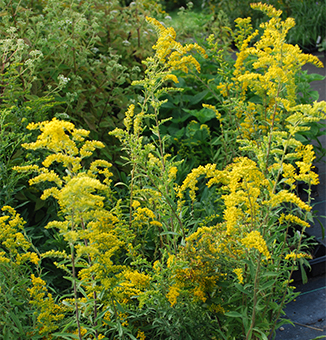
left=211, top=0, right=326, bottom=51
left=0, top=2, right=326, bottom=340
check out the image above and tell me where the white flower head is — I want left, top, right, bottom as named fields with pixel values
left=58, top=74, right=71, bottom=87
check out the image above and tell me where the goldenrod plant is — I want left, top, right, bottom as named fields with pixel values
left=0, top=2, right=325, bottom=339
left=110, top=16, right=207, bottom=256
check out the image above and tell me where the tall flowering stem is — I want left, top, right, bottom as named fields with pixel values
left=111, top=17, right=207, bottom=254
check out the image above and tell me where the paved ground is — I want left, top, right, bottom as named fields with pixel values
left=275, top=51, right=326, bottom=340
left=275, top=275, right=326, bottom=340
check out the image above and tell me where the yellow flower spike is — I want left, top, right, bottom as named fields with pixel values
left=167, top=254, right=175, bottom=268
left=131, top=200, right=141, bottom=209
left=164, top=74, right=179, bottom=83
left=13, top=164, right=39, bottom=173
left=28, top=274, right=65, bottom=334
left=285, top=252, right=312, bottom=261
left=193, top=286, right=207, bottom=303
left=279, top=213, right=310, bottom=229
left=251, top=2, right=282, bottom=18
left=58, top=176, right=107, bottom=213
left=166, top=284, right=180, bottom=307
left=265, top=190, right=311, bottom=211
left=241, top=230, right=271, bottom=259
left=145, top=16, right=207, bottom=75
left=71, top=128, right=90, bottom=142
left=79, top=140, right=105, bottom=158
left=123, top=104, right=135, bottom=132
left=153, top=260, right=161, bottom=272
left=233, top=268, right=244, bottom=284
left=168, top=166, right=178, bottom=181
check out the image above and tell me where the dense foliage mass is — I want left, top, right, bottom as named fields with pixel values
left=0, top=1, right=325, bottom=339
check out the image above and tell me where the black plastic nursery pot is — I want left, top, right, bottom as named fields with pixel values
left=291, top=239, right=326, bottom=283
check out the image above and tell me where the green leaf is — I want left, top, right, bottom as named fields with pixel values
left=8, top=312, right=23, bottom=333
left=252, top=328, right=268, bottom=340
left=315, top=217, right=325, bottom=239
left=299, top=261, right=308, bottom=284
left=8, top=296, right=24, bottom=306
left=234, top=283, right=250, bottom=294
left=183, top=108, right=216, bottom=124
left=259, top=280, right=275, bottom=291
left=160, top=231, right=179, bottom=236
left=306, top=73, right=325, bottom=82
left=309, top=91, right=319, bottom=101
left=52, top=332, right=80, bottom=339
left=35, top=198, right=46, bottom=211
left=118, top=322, right=123, bottom=337
left=189, top=90, right=209, bottom=105
left=224, top=311, right=243, bottom=318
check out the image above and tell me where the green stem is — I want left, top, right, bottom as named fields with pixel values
left=80, top=218, right=98, bottom=339
left=246, top=253, right=261, bottom=340
left=71, top=243, right=82, bottom=340
left=70, top=213, right=82, bottom=340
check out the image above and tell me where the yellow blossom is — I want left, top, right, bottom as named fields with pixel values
left=137, top=330, right=146, bottom=340
left=279, top=213, right=310, bottom=229
left=166, top=285, right=180, bottom=307
left=132, top=200, right=141, bottom=209
left=241, top=231, right=271, bottom=259
left=233, top=268, right=244, bottom=284
left=285, top=252, right=312, bottom=261
left=145, top=16, right=207, bottom=74
left=168, top=166, right=178, bottom=181
left=193, top=286, right=207, bottom=302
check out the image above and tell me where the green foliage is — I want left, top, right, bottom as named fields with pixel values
left=0, top=263, right=37, bottom=339
left=285, top=0, right=326, bottom=51
left=0, top=0, right=162, bottom=174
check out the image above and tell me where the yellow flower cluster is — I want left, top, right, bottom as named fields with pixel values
left=17, top=118, right=107, bottom=178
left=146, top=16, right=207, bottom=74
left=279, top=213, right=310, bottom=229
left=170, top=226, right=229, bottom=306
left=219, top=2, right=324, bottom=141
left=265, top=190, right=311, bottom=211
left=28, top=274, right=65, bottom=335
left=116, top=269, right=151, bottom=305
left=241, top=231, right=271, bottom=259
left=233, top=268, right=244, bottom=284
left=137, top=330, right=146, bottom=340
left=177, top=163, right=224, bottom=202
left=284, top=252, right=312, bottom=261
left=14, top=119, right=115, bottom=219
left=295, top=145, right=319, bottom=185
left=168, top=166, right=178, bottom=181
left=0, top=206, right=39, bottom=265
left=166, top=284, right=180, bottom=307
